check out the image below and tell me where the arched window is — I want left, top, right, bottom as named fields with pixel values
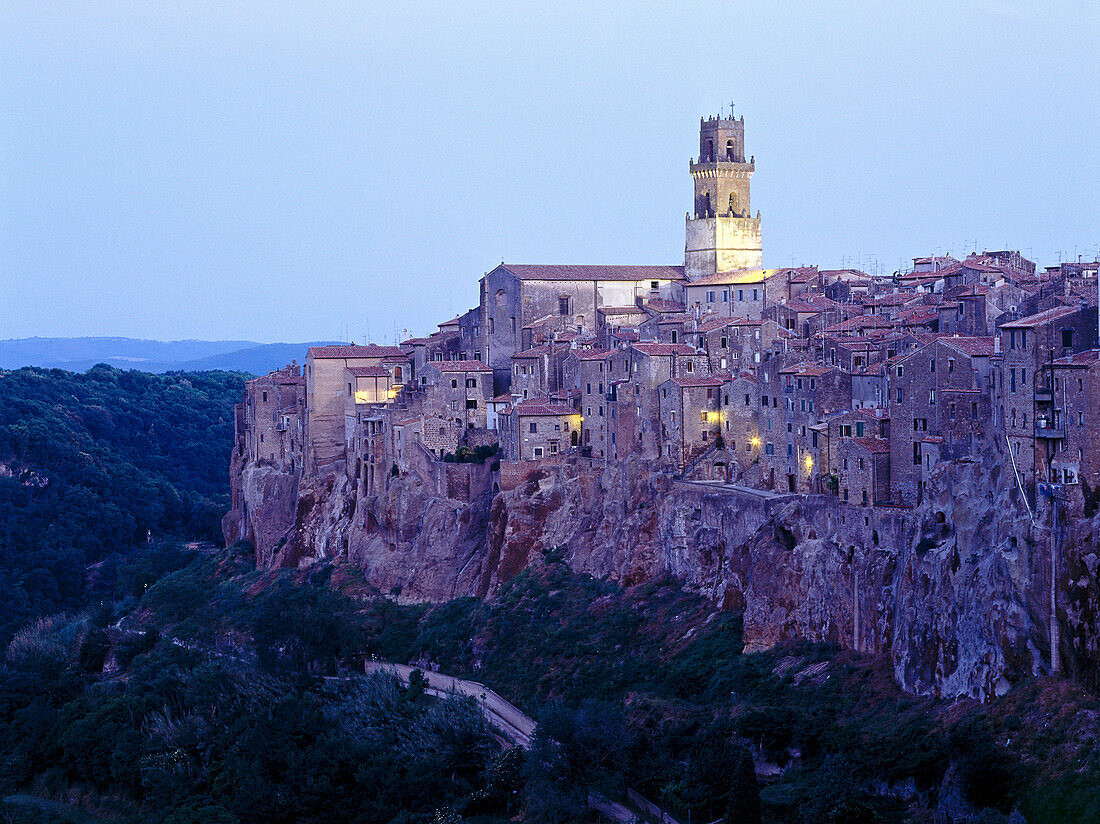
left=726, top=139, right=735, bottom=160
left=706, top=139, right=714, bottom=161
left=393, top=365, right=402, bottom=382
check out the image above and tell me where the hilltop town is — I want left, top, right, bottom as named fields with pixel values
left=230, top=111, right=1099, bottom=516
left=225, top=112, right=1100, bottom=699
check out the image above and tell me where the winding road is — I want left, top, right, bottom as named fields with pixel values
left=364, top=661, right=683, bottom=824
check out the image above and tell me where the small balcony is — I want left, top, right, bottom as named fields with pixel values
left=1035, top=419, right=1065, bottom=439
left=1034, top=387, right=1053, bottom=403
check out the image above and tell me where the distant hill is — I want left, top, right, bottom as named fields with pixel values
left=0, top=337, right=342, bottom=375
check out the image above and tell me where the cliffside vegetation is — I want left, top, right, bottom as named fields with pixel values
left=0, top=364, right=245, bottom=646
left=3, top=365, right=1100, bottom=822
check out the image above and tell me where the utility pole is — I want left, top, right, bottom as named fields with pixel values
left=1050, top=485, right=1061, bottom=674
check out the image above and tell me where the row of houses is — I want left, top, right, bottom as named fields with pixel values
left=235, top=250, right=1100, bottom=513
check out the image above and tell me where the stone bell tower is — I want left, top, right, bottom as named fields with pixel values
left=684, top=111, right=762, bottom=280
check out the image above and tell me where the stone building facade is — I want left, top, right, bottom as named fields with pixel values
left=241, top=364, right=305, bottom=471
left=418, top=360, right=495, bottom=430
left=501, top=399, right=582, bottom=461
left=659, top=377, right=723, bottom=469
left=997, top=305, right=1096, bottom=500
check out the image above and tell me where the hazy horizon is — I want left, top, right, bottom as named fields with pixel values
left=3, top=1, right=1098, bottom=344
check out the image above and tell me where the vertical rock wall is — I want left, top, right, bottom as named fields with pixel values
left=225, top=448, right=1099, bottom=700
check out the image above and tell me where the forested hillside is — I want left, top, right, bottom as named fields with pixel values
left=0, top=365, right=245, bottom=644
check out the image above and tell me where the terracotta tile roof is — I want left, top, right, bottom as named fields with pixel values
left=490, top=393, right=515, bottom=403
left=631, top=342, right=697, bottom=356
left=686, top=268, right=779, bottom=287
left=499, top=264, right=685, bottom=282
left=939, top=336, right=995, bottom=357
left=779, top=362, right=837, bottom=376
left=1000, top=305, right=1079, bottom=329
left=438, top=316, right=462, bottom=327
left=427, top=360, right=493, bottom=372
left=572, top=348, right=612, bottom=360
left=345, top=366, right=390, bottom=378
left=400, top=337, right=430, bottom=346
left=513, top=399, right=579, bottom=416
left=895, top=308, right=940, bottom=326
left=512, top=346, right=548, bottom=358
left=835, top=339, right=877, bottom=351
left=308, top=344, right=407, bottom=359
left=957, top=285, right=991, bottom=297
left=668, top=376, right=723, bottom=388
left=380, top=354, right=410, bottom=363
left=611, top=330, right=640, bottom=341
left=645, top=299, right=687, bottom=313
left=850, top=437, right=891, bottom=454
left=393, top=417, right=421, bottom=427
left=825, top=315, right=894, bottom=333
left=599, top=306, right=646, bottom=315
left=784, top=299, right=825, bottom=313
left=866, top=293, right=916, bottom=306
left=695, top=316, right=732, bottom=332
left=1053, top=349, right=1100, bottom=366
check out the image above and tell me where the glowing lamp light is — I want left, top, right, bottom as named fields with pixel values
left=804, top=454, right=814, bottom=472
left=750, top=436, right=761, bottom=447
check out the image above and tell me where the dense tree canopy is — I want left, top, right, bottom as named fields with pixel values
left=0, top=365, right=244, bottom=643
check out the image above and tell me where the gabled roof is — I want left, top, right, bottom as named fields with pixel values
left=308, top=344, right=407, bottom=359
left=849, top=437, right=891, bottom=454
left=779, top=362, right=837, bottom=376
left=427, top=360, right=493, bottom=372
left=513, top=399, right=579, bottom=416
left=571, top=348, right=612, bottom=360
left=693, top=316, right=731, bottom=333
left=497, top=264, right=685, bottom=282
left=1000, top=305, right=1079, bottom=329
left=938, top=336, right=995, bottom=357
left=512, top=346, right=549, bottom=359
left=1052, top=349, right=1100, bottom=367
left=666, top=376, right=723, bottom=388
left=825, top=315, right=894, bottom=334
left=645, top=299, right=687, bottom=313
left=784, top=299, right=825, bottom=314
left=631, top=342, right=697, bottom=357
left=686, top=268, right=779, bottom=287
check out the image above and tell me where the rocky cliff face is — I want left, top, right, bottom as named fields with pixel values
left=225, top=449, right=1100, bottom=700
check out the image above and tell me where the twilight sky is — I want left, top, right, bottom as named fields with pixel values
left=2, top=1, right=1097, bottom=344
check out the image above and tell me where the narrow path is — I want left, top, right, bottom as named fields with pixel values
left=364, top=661, right=535, bottom=748
left=364, top=661, right=683, bottom=824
